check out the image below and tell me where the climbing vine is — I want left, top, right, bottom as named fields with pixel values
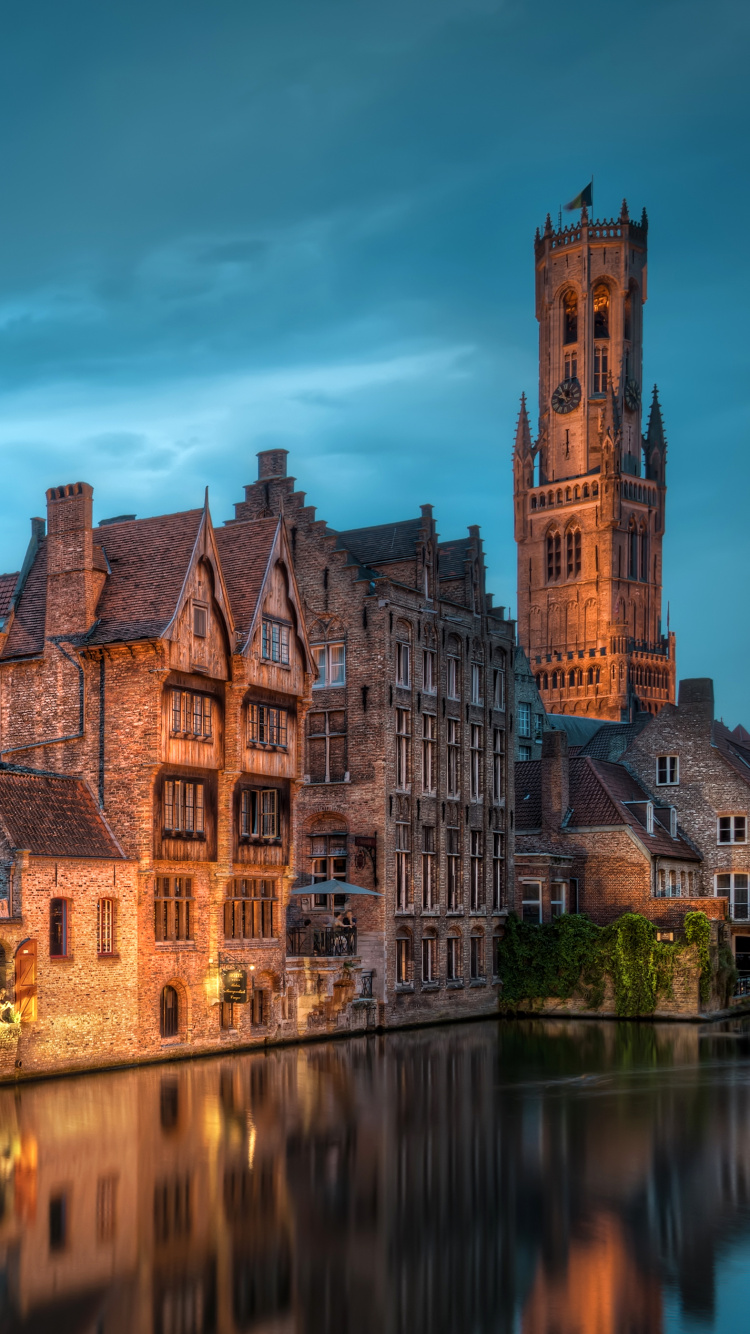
left=497, top=910, right=713, bottom=1018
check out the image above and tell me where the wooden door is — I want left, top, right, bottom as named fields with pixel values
left=15, top=941, right=37, bottom=1022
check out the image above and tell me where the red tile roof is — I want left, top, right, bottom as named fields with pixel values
left=214, top=517, right=279, bottom=637
left=87, top=509, right=203, bottom=645
left=713, top=721, right=750, bottom=787
left=515, top=756, right=700, bottom=861
left=0, top=542, right=48, bottom=659
left=0, top=769, right=125, bottom=859
left=0, top=573, right=18, bottom=618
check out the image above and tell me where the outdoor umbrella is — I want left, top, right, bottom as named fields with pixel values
left=288, top=880, right=382, bottom=896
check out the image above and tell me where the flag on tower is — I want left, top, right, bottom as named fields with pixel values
left=564, top=181, right=593, bottom=212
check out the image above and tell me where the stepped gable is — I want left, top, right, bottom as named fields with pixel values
left=334, top=517, right=423, bottom=567
left=438, top=538, right=472, bottom=579
left=0, top=767, right=125, bottom=858
left=86, top=509, right=203, bottom=646
left=0, top=573, right=18, bottom=618
left=214, top=516, right=280, bottom=633
left=0, top=540, right=48, bottom=659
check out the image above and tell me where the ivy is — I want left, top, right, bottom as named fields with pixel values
left=497, top=910, right=713, bottom=1018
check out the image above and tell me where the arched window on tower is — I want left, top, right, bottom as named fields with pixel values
left=563, top=289, right=578, bottom=344
left=546, top=532, right=561, bottom=583
left=640, top=524, right=648, bottom=582
left=628, top=521, right=638, bottom=580
left=593, top=284, right=610, bottom=339
left=566, top=529, right=582, bottom=579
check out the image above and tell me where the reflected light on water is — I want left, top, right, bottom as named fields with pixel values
left=0, top=1018, right=748, bottom=1331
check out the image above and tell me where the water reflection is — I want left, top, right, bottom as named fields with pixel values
left=0, top=1020, right=748, bottom=1331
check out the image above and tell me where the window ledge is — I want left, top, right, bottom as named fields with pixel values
left=446, top=909, right=465, bottom=916
left=170, top=732, right=213, bottom=743
left=395, top=984, right=414, bottom=994
left=155, top=941, right=196, bottom=950
left=261, top=660, right=291, bottom=671
left=97, top=953, right=121, bottom=961
left=421, top=910, right=440, bottom=917
left=247, top=742, right=287, bottom=753
left=304, top=778, right=350, bottom=786
left=468, top=910, right=487, bottom=917
left=239, top=836, right=283, bottom=845
left=420, top=982, right=440, bottom=991
left=394, top=909, right=415, bottom=917
left=49, top=955, right=74, bottom=963
left=162, top=831, right=207, bottom=842
left=446, top=980, right=464, bottom=989
left=469, top=977, right=487, bottom=987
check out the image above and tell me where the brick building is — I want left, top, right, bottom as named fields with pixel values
left=231, top=449, right=515, bottom=1025
left=513, top=202, right=676, bottom=720
left=513, top=729, right=724, bottom=931
left=0, top=480, right=316, bottom=1070
left=623, top=678, right=750, bottom=967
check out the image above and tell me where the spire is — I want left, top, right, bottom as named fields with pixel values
left=640, top=206, right=648, bottom=231
left=646, top=385, right=665, bottom=450
left=619, top=198, right=629, bottom=223
left=514, top=393, right=533, bottom=458
left=544, top=213, right=553, bottom=238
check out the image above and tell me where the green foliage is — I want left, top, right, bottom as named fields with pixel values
left=497, top=910, right=715, bottom=1018
left=716, top=945, right=738, bottom=1009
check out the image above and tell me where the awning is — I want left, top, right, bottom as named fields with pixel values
left=289, top=879, right=382, bottom=897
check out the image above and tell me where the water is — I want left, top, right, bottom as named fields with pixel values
left=1, top=1018, right=750, bottom=1332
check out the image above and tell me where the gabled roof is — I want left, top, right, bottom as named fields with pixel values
left=515, top=756, right=700, bottom=861
left=0, top=541, right=48, bottom=659
left=87, top=509, right=203, bottom=645
left=214, top=517, right=280, bottom=637
left=334, top=518, right=423, bottom=567
left=713, top=720, right=750, bottom=785
left=0, top=573, right=18, bottom=618
left=0, top=768, right=125, bottom=859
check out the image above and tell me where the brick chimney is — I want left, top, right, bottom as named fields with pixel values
left=678, top=678, right=714, bottom=724
left=44, top=482, right=97, bottom=637
left=257, top=449, right=288, bottom=480
left=541, top=729, right=570, bottom=832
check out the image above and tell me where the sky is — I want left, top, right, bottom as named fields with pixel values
left=0, top=0, right=747, bottom=723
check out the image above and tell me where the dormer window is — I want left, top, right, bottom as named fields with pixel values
left=262, top=619, right=290, bottom=665
left=193, top=603, right=208, bottom=638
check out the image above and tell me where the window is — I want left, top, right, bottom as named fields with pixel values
left=423, top=649, right=437, bottom=695
left=50, top=898, right=68, bottom=957
left=396, top=935, right=413, bottom=987
left=656, top=756, right=679, bottom=786
left=160, top=985, right=179, bottom=1038
left=517, top=703, right=531, bottom=738
left=566, top=530, right=581, bottom=579
left=718, top=816, right=747, bottom=845
left=492, top=832, right=504, bottom=910
left=564, top=353, right=578, bottom=380
left=224, top=879, right=276, bottom=940
left=593, top=283, right=610, bottom=339
left=262, top=620, right=290, bottom=665
left=534, top=713, right=543, bottom=741
left=493, top=666, right=505, bottom=711
left=470, top=831, right=483, bottom=911
left=470, top=725, right=483, bottom=801
left=446, top=653, right=460, bottom=700
left=221, top=1001, right=235, bottom=1031
left=593, top=344, right=608, bottom=394
left=422, top=827, right=436, bottom=909
left=97, top=899, right=114, bottom=956
left=717, top=873, right=749, bottom=921
left=519, top=745, right=532, bottom=761
left=154, top=878, right=193, bottom=942
left=446, top=824, right=460, bottom=911
left=640, top=528, right=648, bottom=582
left=492, top=729, right=504, bottom=803
left=421, top=713, right=436, bottom=794
left=521, top=881, right=542, bottom=924
left=307, top=710, right=347, bottom=783
left=396, top=641, right=411, bottom=687
left=310, top=831, right=348, bottom=902
left=96, top=1176, right=118, bottom=1243
left=313, top=642, right=346, bottom=687
left=446, top=935, right=460, bottom=982
left=251, top=990, right=269, bottom=1026
left=49, top=1193, right=68, bottom=1251
left=546, top=532, right=561, bottom=582
left=447, top=719, right=459, bottom=797
left=563, top=289, right=578, bottom=344
left=551, top=881, right=566, bottom=917
left=171, top=690, right=213, bottom=738
left=646, top=802, right=655, bottom=834
left=421, top=936, right=437, bottom=984
left=396, top=823, right=412, bottom=909
left=248, top=703, right=287, bottom=748
left=628, top=523, right=638, bottom=580
left=470, top=935, right=484, bottom=981
left=192, top=603, right=208, bottom=638
left=239, top=788, right=280, bottom=839
left=163, top=780, right=205, bottom=836
left=471, top=663, right=484, bottom=706
left=656, top=867, right=696, bottom=898
left=396, top=709, right=411, bottom=790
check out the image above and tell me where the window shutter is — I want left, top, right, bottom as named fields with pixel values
left=224, top=901, right=233, bottom=938
left=329, top=734, right=347, bottom=783
left=308, top=736, right=327, bottom=784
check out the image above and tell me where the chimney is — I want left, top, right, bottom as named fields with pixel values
left=44, top=482, right=97, bottom=637
left=541, top=729, right=569, bottom=832
left=677, top=678, right=714, bottom=724
left=257, top=449, right=288, bottom=481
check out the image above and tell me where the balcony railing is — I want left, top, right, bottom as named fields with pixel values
left=287, top=926, right=357, bottom=958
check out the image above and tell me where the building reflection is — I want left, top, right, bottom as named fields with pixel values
left=0, top=1020, right=747, bottom=1330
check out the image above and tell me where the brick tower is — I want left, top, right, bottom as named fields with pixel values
left=513, top=200, right=676, bottom=721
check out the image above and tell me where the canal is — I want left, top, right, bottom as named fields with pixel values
left=1, top=1017, right=750, bottom=1332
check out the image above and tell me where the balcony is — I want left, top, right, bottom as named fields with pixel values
left=287, top=926, right=357, bottom=958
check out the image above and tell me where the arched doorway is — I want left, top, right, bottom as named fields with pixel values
left=15, top=941, right=37, bottom=1023
left=160, top=985, right=179, bottom=1038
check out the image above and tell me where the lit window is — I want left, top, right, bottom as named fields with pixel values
left=423, top=649, right=437, bottom=695
left=717, top=873, right=749, bottom=921
left=422, top=713, right=436, bottom=794
left=171, top=690, right=213, bottom=738
left=563, top=289, right=578, bottom=344
left=396, top=935, right=413, bottom=986
left=656, top=755, right=679, bottom=786
left=471, top=663, right=484, bottom=706
left=163, top=780, right=205, bottom=835
left=248, top=703, right=287, bottom=748
left=97, top=899, right=114, bottom=955
left=421, top=936, right=437, bottom=984
left=262, top=619, right=290, bottom=665
left=593, top=283, right=610, bottom=339
left=50, top=898, right=68, bottom=957
left=154, top=878, right=193, bottom=943
left=517, top=702, right=531, bottom=738
left=521, top=881, right=542, bottom=924
left=718, top=816, right=747, bottom=845
left=313, top=642, right=345, bottom=687
left=396, top=641, right=410, bottom=687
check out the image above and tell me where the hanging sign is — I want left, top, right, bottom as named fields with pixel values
left=221, top=968, right=248, bottom=1003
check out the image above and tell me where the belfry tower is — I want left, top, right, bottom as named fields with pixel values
left=513, top=200, right=676, bottom=720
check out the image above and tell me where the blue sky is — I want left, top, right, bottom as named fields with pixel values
left=0, top=0, right=747, bottom=722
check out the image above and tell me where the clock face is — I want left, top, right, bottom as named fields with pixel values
left=624, top=378, right=641, bottom=412
left=551, top=377, right=581, bottom=415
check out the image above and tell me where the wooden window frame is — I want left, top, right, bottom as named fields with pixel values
left=170, top=689, right=213, bottom=739
left=163, top=779, right=205, bottom=837
left=307, top=709, right=347, bottom=783
left=50, top=898, right=68, bottom=958
left=224, top=879, right=277, bottom=941
left=97, top=898, right=115, bottom=956
left=312, top=641, right=346, bottom=688
left=262, top=619, right=291, bottom=665
left=239, top=787, right=281, bottom=841
left=154, top=877, right=194, bottom=943
left=247, top=703, right=287, bottom=749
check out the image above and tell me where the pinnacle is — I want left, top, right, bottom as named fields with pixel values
left=514, top=394, right=533, bottom=457
left=619, top=198, right=629, bottom=223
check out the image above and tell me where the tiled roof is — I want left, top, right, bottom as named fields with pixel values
left=0, top=769, right=125, bottom=859
left=335, top=518, right=423, bottom=566
left=713, top=721, right=750, bottom=786
left=515, top=756, right=700, bottom=860
left=214, top=517, right=279, bottom=637
left=86, top=509, right=203, bottom=645
left=0, top=573, right=18, bottom=618
left=577, top=716, right=652, bottom=761
left=438, top=538, right=471, bottom=579
left=0, top=541, right=48, bottom=659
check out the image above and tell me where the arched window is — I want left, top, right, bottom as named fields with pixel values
left=546, top=532, right=561, bottom=582
left=583, top=484, right=589, bottom=498
left=160, top=985, right=179, bottom=1038
left=628, top=521, right=638, bottom=580
left=531, top=495, right=537, bottom=510
left=593, top=284, right=610, bottom=339
left=543, top=673, right=549, bottom=689
left=535, top=674, right=541, bottom=689
left=568, top=669, right=575, bottom=687
left=565, top=487, right=571, bottom=502
left=563, top=289, right=578, bottom=344
left=566, top=529, right=581, bottom=579
left=592, top=482, right=599, bottom=497
left=574, top=486, right=580, bottom=500
left=556, top=490, right=562, bottom=505
left=552, top=671, right=558, bottom=689
left=640, top=526, right=648, bottom=582
left=548, top=491, right=554, bottom=506
left=396, top=930, right=413, bottom=988
left=587, top=667, right=594, bottom=685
